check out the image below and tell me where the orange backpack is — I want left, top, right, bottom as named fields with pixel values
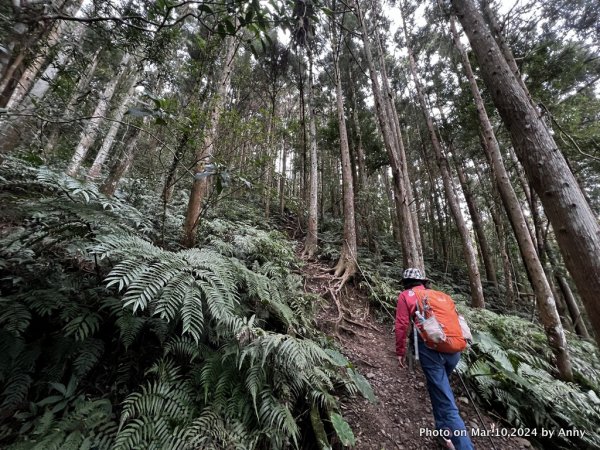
left=412, top=289, right=467, bottom=353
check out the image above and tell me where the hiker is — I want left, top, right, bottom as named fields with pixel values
left=395, top=268, right=474, bottom=450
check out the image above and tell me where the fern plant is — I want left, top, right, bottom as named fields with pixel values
left=94, top=234, right=369, bottom=448
left=457, top=307, right=600, bottom=449
left=1, top=160, right=373, bottom=449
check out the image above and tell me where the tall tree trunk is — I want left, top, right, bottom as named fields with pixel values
left=99, top=129, right=141, bottom=197
left=1, top=1, right=84, bottom=109
left=372, top=0, right=424, bottom=269
left=452, top=0, right=600, bottom=349
left=349, top=71, right=374, bottom=249
left=279, top=139, right=287, bottom=215
left=162, top=131, right=190, bottom=204
left=87, top=77, right=138, bottom=179
left=296, top=55, right=308, bottom=209
left=545, top=236, right=590, bottom=339
left=452, top=152, right=498, bottom=287
left=303, top=48, right=319, bottom=258
left=480, top=169, right=515, bottom=307
left=402, top=13, right=485, bottom=308
left=354, top=0, right=421, bottom=270
left=448, top=13, right=573, bottom=378
left=66, top=53, right=132, bottom=177
left=43, top=49, right=101, bottom=153
left=382, top=168, right=401, bottom=242
left=182, top=36, right=237, bottom=247
left=417, top=129, right=447, bottom=263
left=331, top=22, right=357, bottom=282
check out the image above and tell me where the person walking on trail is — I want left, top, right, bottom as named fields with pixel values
left=395, top=268, right=474, bottom=450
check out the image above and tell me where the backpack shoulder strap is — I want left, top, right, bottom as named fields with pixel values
left=410, top=289, right=427, bottom=316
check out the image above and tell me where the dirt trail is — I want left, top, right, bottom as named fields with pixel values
left=300, top=253, right=534, bottom=450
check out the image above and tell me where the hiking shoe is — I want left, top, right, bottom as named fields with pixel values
left=437, top=436, right=456, bottom=449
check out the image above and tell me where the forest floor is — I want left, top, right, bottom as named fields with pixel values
left=298, top=247, right=536, bottom=450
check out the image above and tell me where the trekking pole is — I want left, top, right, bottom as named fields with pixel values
left=413, top=326, right=419, bottom=364
left=457, top=372, right=498, bottom=450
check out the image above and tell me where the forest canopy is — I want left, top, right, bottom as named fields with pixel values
left=1, top=0, right=599, bottom=448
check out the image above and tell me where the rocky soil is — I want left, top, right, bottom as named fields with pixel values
left=301, top=254, right=535, bottom=450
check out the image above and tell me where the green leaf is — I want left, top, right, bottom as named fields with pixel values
left=244, top=8, right=254, bottom=24
left=198, top=4, right=212, bottom=14
left=330, top=412, right=355, bottom=447
left=321, top=7, right=334, bottom=17
left=224, top=17, right=237, bottom=34
left=49, top=382, right=67, bottom=396
left=37, top=395, right=63, bottom=407
left=347, top=369, right=376, bottom=402
left=324, top=349, right=349, bottom=367
left=126, top=107, right=154, bottom=117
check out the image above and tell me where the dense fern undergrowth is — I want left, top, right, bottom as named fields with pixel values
left=0, top=159, right=372, bottom=449
left=1, top=159, right=599, bottom=449
left=355, top=250, right=600, bottom=449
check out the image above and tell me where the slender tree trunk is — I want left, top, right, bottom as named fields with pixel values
left=452, top=153, right=498, bottom=287
left=279, top=139, right=287, bottom=215
left=264, top=100, right=277, bottom=220
left=349, top=72, right=374, bottom=249
left=87, top=77, right=138, bottom=179
left=331, top=23, right=357, bottom=281
left=545, top=237, right=590, bottom=339
left=99, top=129, right=141, bottom=197
left=44, top=49, right=101, bottom=153
left=382, top=168, right=401, bottom=242
left=296, top=55, right=308, bottom=208
left=303, top=48, right=319, bottom=258
left=354, top=0, right=421, bottom=270
left=0, top=53, right=26, bottom=107
left=372, top=0, right=424, bottom=269
left=182, top=36, right=237, bottom=247
left=480, top=169, right=516, bottom=307
left=402, top=14, right=484, bottom=308
left=2, top=1, right=84, bottom=109
left=162, top=131, right=190, bottom=204
left=453, top=0, right=600, bottom=349
left=66, top=53, right=132, bottom=177
left=448, top=13, right=573, bottom=377
left=417, top=129, right=447, bottom=263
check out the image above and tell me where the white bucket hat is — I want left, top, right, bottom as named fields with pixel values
left=401, top=268, right=429, bottom=281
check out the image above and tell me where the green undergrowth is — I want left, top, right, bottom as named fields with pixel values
left=0, top=159, right=374, bottom=449
left=356, top=246, right=600, bottom=449
left=457, top=306, right=600, bottom=449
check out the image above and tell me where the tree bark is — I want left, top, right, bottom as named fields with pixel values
left=99, top=128, right=141, bottom=197
left=402, top=13, right=485, bottom=308
left=452, top=153, right=498, bottom=287
left=355, top=0, right=421, bottom=270
left=330, top=18, right=357, bottom=281
left=453, top=0, right=600, bottom=349
left=448, top=12, right=573, bottom=378
left=279, top=139, right=287, bottom=215
left=66, top=53, right=132, bottom=177
left=382, top=168, right=401, bottom=242
left=182, top=36, right=237, bottom=247
left=87, top=77, right=138, bottom=180
left=303, top=48, right=319, bottom=258
left=43, top=49, right=101, bottom=153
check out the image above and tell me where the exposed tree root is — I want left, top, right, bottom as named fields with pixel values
left=339, top=325, right=368, bottom=338
left=326, top=287, right=344, bottom=337
left=343, top=316, right=379, bottom=331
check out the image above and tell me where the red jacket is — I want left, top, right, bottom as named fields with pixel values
left=395, top=285, right=426, bottom=357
